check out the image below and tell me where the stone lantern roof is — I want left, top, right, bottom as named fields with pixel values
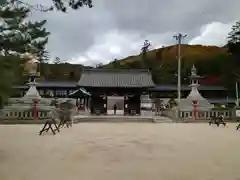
left=21, top=82, right=41, bottom=103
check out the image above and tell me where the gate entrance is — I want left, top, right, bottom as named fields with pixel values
left=107, top=96, right=124, bottom=115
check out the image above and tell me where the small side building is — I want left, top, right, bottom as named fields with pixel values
left=77, top=69, right=155, bottom=115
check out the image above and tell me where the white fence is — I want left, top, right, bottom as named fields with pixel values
left=2, top=110, right=50, bottom=120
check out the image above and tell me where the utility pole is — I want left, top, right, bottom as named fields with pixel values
left=173, top=33, right=187, bottom=106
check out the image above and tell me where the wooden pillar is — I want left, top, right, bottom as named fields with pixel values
left=103, top=95, right=107, bottom=115
left=136, top=94, right=141, bottom=115
left=67, top=89, right=70, bottom=96
left=76, top=98, right=78, bottom=107
left=86, top=97, right=89, bottom=110
left=91, top=94, right=102, bottom=114
left=124, top=96, right=128, bottom=115
left=83, top=97, right=86, bottom=109
left=86, top=97, right=89, bottom=109
left=52, top=89, right=56, bottom=97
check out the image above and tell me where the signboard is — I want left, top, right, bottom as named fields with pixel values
left=236, top=110, right=240, bottom=117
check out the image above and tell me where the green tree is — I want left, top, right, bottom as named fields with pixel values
left=95, top=63, right=103, bottom=68
left=140, top=40, right=152, bottom=68
left=228, top=21, right=240, bottom=82
left=0, top=55, right=25, bottom=108
left=1, top=0, right=92, bottom=12
left=228, top=21, right=240, bottom=59
left=0, top=1, right=50, bottom=107
left=53, top=57, right=65, bottom=64
left=51, top=0, right=92, bottom=12
left=0, top=1, right=50, bottom=61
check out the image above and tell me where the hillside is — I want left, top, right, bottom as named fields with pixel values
left=104, top=44, right=233, bottom=86
left=36, top=45, right=235, bottom=90
left=117, top=44, right=229, bottom=65
left=33, top=63, right=92, bottom=82
left=39, top=63, right=83, bottom=81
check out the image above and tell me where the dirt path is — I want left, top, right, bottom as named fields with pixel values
left=0, top=123, right=240, bottom=180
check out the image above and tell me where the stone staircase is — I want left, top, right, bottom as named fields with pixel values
left=73, top=115, right=173, bottom=123
left=152, top=116, right=173, bottom=123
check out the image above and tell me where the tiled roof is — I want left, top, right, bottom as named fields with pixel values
left=36, top=81, right=77, bottom=88
left=78, top=69, right=155, bottom=88
left=13, top=81, right=77, bottom=89
left=208, top=98, right=236, bottom=104
left=69, top=88, right=91, bottom=97
left=13, top=81, right=226, bottom=91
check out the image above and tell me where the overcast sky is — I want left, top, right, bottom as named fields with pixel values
left=25, top=0, right=240, bottom=65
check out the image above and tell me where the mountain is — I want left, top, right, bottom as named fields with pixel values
left=104, top=44, right=233, bottom=87
left=112, top=44, right=229, bottom=66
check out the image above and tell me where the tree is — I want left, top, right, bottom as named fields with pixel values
left=1, top=0, right=93, bottom=12
left=95, top=63, right=103, bottom=68
left=0, top=1, right=50, bottom=61
left=53, top=57, right=65, bottom=64
left=51, top=0, right=93, bottom=12
left=228, top=21, right=240, bottom=57
left=141, top=40, right=151, bottom=68
left=0, top=1, right=50, bottom=107
left=0, top=55, right=25, bottom=108
left=228, top=21, right=240, bottom=81
left=228, top=21, right=240, bottom=61
left=113, top=58, right=118, bottom=68
left=155, top=46, right=165, bottom=68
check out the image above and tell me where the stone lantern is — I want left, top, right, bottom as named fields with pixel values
left=177, top=65, right=214, bottom=121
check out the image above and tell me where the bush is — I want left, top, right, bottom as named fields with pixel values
left=213, top=106, right=229, bottom=110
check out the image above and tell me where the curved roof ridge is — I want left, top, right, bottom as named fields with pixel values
left=82, top=68, right=151, bottom=73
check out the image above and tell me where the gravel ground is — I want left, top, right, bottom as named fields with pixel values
left=0, top=123, right=240, bottom=180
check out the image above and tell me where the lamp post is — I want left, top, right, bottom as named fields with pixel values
left=173, top=33, right=187, bottom=118
left=173, top=33, right=187, bottom=104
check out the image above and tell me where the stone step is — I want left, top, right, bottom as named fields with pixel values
left=73, top=115, right=173, bottom=123
left=153, top=116, right=173, bottom=122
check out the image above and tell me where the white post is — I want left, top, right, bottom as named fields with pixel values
left=177, top=37, right=181, bottom=104
left=174, top=33, right=187, bottom=118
